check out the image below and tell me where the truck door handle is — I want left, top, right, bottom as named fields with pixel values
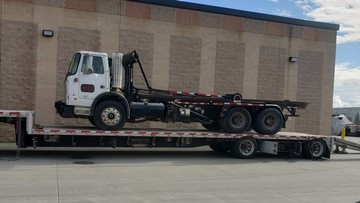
left=100, top=85, right=105, bottom=89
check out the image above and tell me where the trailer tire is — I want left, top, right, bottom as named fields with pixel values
left=221, top=107, right=251, bottom=133
left=230, top=137, right=258, bottom=159
left=305, top=139, right=327, bottom=159
left=253, top=108, right=283, bottom=135
left=202, top=122, right=221, bottom=131
left=93, top=100, right=127, bottom=130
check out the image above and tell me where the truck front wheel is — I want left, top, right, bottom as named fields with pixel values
left=93, top=101, right=127, bottom=130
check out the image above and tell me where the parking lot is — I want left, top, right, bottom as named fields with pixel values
left=1, top=137, right=360, bottom=203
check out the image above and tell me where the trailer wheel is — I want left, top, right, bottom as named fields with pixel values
left=230, top=137, right=258, bottom=159
left=221, top=107, right=251, bottom=133
left=305, top=139, right=327, bottom=159
left=253, top=108, right=283, bottom=135
left=209, top=142, right=229, bottom=153
left=202, top=122, right=221, bottom=131
left=93, top=101, right=127, bottom=130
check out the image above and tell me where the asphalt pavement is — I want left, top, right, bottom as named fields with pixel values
left=1, top=137, right=360, bottom=203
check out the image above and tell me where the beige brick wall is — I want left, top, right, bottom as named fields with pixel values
left=0, top=20, right=37, bottom=142
left=0, top=0, right=337, bottom=142
left=169, top=36, right=201, bottom=92
left=257, top=46, right=286, bottom=100
left=295, top=51, right=324, bottom=134
left=214, top=41, right=245, bottom=95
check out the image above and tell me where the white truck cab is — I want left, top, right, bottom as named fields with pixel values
left=66, top=51, right=110, bottom=108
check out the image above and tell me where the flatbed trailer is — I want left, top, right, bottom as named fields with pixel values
left=0, top=110, right=333, bottom=159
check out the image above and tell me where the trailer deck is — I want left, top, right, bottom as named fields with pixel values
left=0, top=110, right=336, bottom=159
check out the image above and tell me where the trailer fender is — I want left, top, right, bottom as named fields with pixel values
left=91, top=92, right=130, bottom=119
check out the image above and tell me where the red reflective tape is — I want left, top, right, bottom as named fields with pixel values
left=169, top=90, right=177, bottom=94
left=258, top=134, right=265, bottom=137
left=96, top=130, right=105, bottom=133
left=34, top=129, right=44, bottom=133
left=139, top=132, right=147, bottom=135
left=197, top=93, right=206, bottom=96
left=66, top=130, right=76, bottom=133
left=0, top=112, right=3, bottom=115
left=10, top=112, right=20, bottom=115
left=81, top=130, right=91, bottom=133
left=125, top=131, right=133, bottom=134
left=50, top=130, right=60, bottom=133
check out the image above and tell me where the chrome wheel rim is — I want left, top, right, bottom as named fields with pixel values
left=239, top=140, right=255, bottom=156
left=101, top=107, right=121, bottom=126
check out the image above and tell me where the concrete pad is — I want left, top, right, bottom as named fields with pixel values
left=0, top=137, right=360, bottom=202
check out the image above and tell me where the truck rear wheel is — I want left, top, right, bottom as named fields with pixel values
left=220, top=107, right=251, bottom=133
left=93, top=101, right=127, bottom=130
left=253, top=108, right=283, bottom=135
left=230, top=137, right=258, bottom=159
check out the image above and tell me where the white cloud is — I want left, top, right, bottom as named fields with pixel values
left=295, top=0, right=313, bottom=12
left=299, top=0, right=360, bottom=43
left=269, top=0, right=279, bottom=2
left=273, top=9, right=292, bottom=17
left=333, top=63, right=360, bottom=107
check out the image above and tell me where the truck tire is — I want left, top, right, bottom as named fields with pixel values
left=220, top=107, right=251, bottom=133
left=202, top=122, right=221, bottom=131
left=230, top=137, right=258, bottom=159
left=253, top=108, right=283, bottom=135
left=93, top=101, right=127, bottom=130
left=304, top=139, right=327, bottom=159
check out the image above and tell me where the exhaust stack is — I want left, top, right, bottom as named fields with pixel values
left=111, top=52, right=124, bottom=90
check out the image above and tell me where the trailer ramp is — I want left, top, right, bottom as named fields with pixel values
left=333, top=137, right=360, bottom=153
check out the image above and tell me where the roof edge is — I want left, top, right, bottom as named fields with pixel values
left=129, top=0, right=340, bottom=31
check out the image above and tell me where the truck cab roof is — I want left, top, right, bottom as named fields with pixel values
left=78, top=51, right=108, bottom=57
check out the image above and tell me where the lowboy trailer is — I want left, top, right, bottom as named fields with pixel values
left=0, top=110, right=333, bottom=159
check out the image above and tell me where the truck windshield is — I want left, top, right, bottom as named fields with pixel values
left=67, top=53, right=81, bottom=76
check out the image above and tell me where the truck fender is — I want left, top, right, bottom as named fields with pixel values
left=91, top=92, right=130, bottom=119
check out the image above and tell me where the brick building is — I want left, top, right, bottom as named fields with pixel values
left=0, top=0, right=338, bottom=142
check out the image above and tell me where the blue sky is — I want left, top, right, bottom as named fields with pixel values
left=178, top=0, right=360, bottom=107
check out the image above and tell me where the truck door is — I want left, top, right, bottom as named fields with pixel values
left=77, top=54, right=109, bottom=107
